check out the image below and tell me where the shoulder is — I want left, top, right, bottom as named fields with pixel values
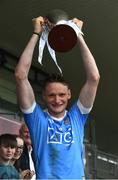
left=21, top=101, right=37, bottom=114
left=77, top=99, right=92, bottom=114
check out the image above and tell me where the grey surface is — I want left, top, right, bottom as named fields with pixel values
left=0, top=0, right=118, bottom=155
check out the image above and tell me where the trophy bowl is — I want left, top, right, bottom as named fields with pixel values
left=46, top=9, right=77, bottom=52
left=48, top=24, right=77, bottom=52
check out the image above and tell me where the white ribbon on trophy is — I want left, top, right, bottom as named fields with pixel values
left=38, top=20, right=84, bottom=74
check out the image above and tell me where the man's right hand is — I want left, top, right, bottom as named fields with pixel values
left=32, top=16, right=45, bottom=34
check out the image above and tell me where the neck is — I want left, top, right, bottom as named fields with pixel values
left=47, top=110, right=67, bottom=120
left=0, top=157, right=10, bottom=165
left=10, top=159, right=15, bottom=165
left=27, top=145, right=32, bottom=151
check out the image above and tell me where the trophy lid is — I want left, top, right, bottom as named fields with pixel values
left=46, top=9, right=69, bottom=24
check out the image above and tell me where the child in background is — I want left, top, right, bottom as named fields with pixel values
left=0, top=133, right=20, bottom=179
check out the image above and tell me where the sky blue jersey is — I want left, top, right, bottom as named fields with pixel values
left=24, top=102, right=88, bottom=179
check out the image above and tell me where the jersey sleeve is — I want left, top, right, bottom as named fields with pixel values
left=22, top=103, right=48, bottom=160
left=77, top=99, right=92, bottom=114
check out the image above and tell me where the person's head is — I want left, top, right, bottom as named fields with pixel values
left=12, top=135, right=24, bottom=162
left=42, top=74, right=71, bottom=118
left=0, top=134, right=17, bottom=164
left=19, top=123, right=31, bottom=147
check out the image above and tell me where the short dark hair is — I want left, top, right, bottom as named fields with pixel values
left=42, top=73, right=70, bottom=90
left=0, top=133, right=17, bottom=148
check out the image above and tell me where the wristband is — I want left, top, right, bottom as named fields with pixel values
left=33, top=32, right=41, bottom=36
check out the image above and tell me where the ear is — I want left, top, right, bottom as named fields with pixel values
left=68, top=89, right=71, bottom=99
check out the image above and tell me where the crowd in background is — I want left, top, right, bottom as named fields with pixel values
left=0, top=122, right=36, bottom=179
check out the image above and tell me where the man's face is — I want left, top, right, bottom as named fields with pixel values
left=22, top=127, right=31, bottom=146
left=13, top=137, right=24, bottom=160
left=0, top=145, right=16, bottom=162
left=43, top=82, right=71, bottom=118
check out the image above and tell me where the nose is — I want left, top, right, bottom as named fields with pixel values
left=7, top=146, right=13, bottom=152
left=55, top=95, right=60, bottom=103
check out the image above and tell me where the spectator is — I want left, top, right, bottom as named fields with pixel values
left=18, top=123, right=36, bottom=179
left=0, top=133, right=20, bottom=179
left=11, top=135, right=34, bottom=179
left=11, top=135, right=24, bottom=167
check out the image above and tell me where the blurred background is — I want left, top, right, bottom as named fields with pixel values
left=0, top=0, right=118, bottom=178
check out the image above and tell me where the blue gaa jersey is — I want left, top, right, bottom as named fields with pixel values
left=23, top=101, right=89, bottom=179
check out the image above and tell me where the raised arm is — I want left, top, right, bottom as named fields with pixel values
left=15, top=16, right=45, bottom=110
left=73, top=18, right=100, bottom=108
